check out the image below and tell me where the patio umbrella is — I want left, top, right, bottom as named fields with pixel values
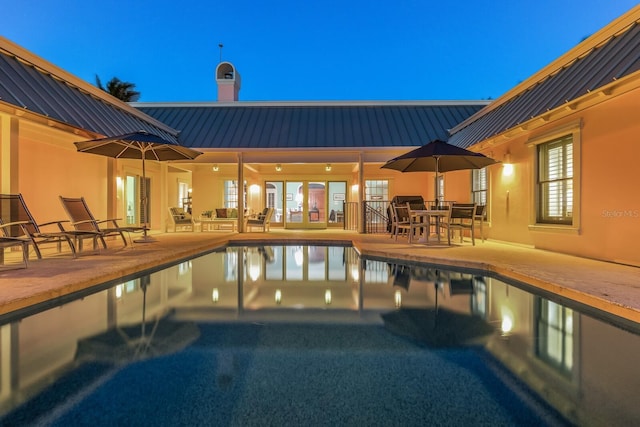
left=75, top=131, right=202, bottom=242
left=381, top=139, right=498, bottom=205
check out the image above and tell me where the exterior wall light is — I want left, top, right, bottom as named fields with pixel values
left=325, top=164, right=332, bottom=172
left=275, top=164, right=282, bottom=172
left=212, top=164, right=219, bottom=172
left=502, top=152, right=514, bottom=177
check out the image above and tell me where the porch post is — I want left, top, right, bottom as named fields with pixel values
left=238, top=152, right=245, bottom=233
left=358, top=151, right=364, bottom=233
left=0, top=116, right=19, bottom=193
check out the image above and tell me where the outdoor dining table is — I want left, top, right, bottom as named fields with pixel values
left=409, top=209, right=450, bottom=244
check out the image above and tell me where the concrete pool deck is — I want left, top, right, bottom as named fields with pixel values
left=0, top=230, right=638, bottom=324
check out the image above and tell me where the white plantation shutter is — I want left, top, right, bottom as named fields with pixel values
left=538, top=136, right=573, bottom=224
left=472, top=168, right=487, bottom=207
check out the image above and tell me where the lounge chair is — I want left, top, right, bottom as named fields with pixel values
left=245, top=208, right=274, bottom=232
left=168, top=207, right=195, bottom=232
left=59, top=196, right=146, bottom=249
left=0, top=193, right=100, bottom=258
left=0, top=223, right=30, bottom=268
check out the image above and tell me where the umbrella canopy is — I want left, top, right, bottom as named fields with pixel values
left=381, top=139, right=498, bottom=206
left=74, top=130, right=202, bottom=162
left=381, top=139, right=498, bottom=174
left=75, top=131, right=202, bottom=241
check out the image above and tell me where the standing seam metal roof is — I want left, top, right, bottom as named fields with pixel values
left=449, top=20, right=640, bottom=148
left=136, top=103, right=486, bottom=150
left=0, top=46, right=179, bottom=143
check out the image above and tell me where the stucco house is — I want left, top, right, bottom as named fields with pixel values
left=0, top=5, right=639, bottom=266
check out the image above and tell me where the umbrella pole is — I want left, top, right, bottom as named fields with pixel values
left=134, top=153, right=157, bottom=243
left=434, top=157, right=440, bottom=208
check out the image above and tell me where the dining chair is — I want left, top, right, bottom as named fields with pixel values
left=441, top=203, right=476, bottom=246
left=392, top=205, right=411, bottom=241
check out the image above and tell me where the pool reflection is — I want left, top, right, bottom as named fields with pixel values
left=1, top=245, right=639, bottom=425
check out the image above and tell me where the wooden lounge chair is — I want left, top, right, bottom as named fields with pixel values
left=245, top=208, right=274, bottom=232
left=0, top=193, right=100, bottom=258
left=59, top=196, right=146, bottom=249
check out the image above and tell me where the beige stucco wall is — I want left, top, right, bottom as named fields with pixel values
left=480, top=86, right=640, bottom=266
left=1, top=115, right=180, bottom=235
left=16, top=123, right=109, bottom=224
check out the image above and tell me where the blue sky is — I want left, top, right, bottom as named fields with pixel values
left=3, top=1, right=638, bottom=102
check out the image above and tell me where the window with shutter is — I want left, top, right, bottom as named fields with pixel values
left=472, top=168, right=488, bottom=216
left=538, top=135, right=573, bottom=224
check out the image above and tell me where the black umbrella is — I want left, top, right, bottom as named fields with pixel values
left=75, top=131, right=202, bottom=242
left=381, top=139, right=498, bottom=205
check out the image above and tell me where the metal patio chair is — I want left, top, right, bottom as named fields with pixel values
left=0, top=193, right=100, bottom=258
left=0, top=222, right=30, bottom=269
left=60, top=196, right=146, bottom=249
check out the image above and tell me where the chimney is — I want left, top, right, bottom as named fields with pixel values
left=215, top=62, right=241, bottom=102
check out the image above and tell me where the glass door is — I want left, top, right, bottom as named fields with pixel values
left=265, top=181, right=284, bottom=225
left=285, top=181, right=327, bottom=229
left=125, top=175, right=139, bottom=226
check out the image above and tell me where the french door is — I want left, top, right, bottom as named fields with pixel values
left=284, top=181, right=326, bottom=229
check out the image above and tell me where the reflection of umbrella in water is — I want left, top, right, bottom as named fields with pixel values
left=76, top=276, right=199, bottom=363
left=381, top=273, right=494, bottom=347
left=381, top=139, right=498, bottom=205
left=75, top=131, right=202, bottom=243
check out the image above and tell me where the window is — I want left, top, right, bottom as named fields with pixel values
left=224, top=180, right=247, bottom=208
left=178, top=182, right=189, bottom=207
left=535, top=298, right=574, bottom=376
left=365, top=180, right=388, bottom=201
left=224, top=180, right=238, bottom=208
left=538, top=135, right=573, bottom=224
left=471, top=168, right=487, bottom=211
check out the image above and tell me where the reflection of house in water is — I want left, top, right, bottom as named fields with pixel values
left=4, top=252, right=640, bottom=425
left=482, top=277, right=640, bottom=426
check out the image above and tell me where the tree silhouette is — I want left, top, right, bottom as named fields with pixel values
left=95, top=75, right=140, bottom=102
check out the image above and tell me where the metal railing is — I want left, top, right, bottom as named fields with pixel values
left=343, top=202, right=359, bottom=231
left=363, top=200, right=390, bottom=234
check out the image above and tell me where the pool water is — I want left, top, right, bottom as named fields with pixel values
left=1, top=244, right=638, bottom=426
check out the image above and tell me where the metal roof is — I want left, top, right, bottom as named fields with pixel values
left=448, top=18, right=640, bottom=148
left=0, top=39, right=179, bottom=142
left=135, top=102, right=486, bottom=149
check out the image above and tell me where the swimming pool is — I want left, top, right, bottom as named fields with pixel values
left=1, top=244, right=638, bottom=426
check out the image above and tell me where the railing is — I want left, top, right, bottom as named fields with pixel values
left=363, top=200, right=390, bottom=234
left=343, top=202, right=359, bottom=231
